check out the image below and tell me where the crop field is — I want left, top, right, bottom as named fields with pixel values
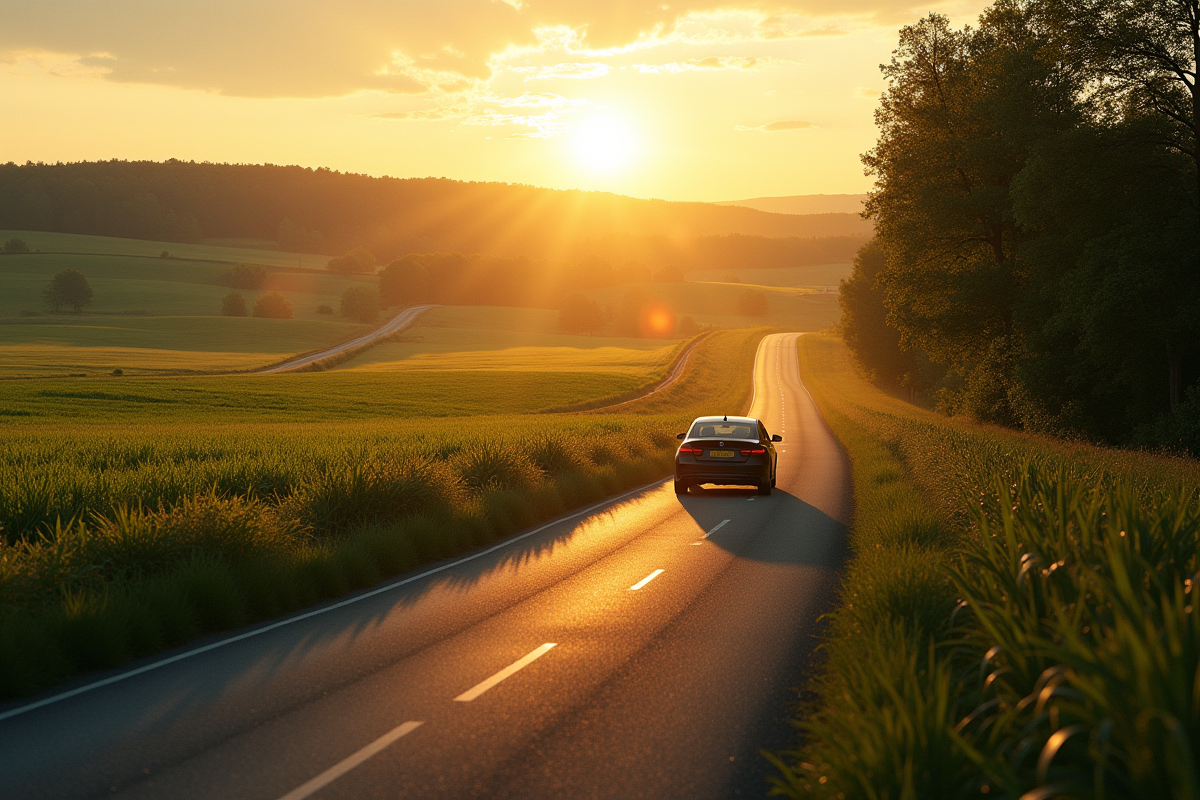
left=0, top=229, right=328, bottom=269
left=688, top=262, right=851, bottom=290
left=0, top=327, right=768, bottom=699
left=337, top=306, right=680, bottom=374
left=772, top=334, right=1200, bottom=799
left=582, top=278, right=841, bottom=331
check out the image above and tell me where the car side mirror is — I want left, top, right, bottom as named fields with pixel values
left=676, top=432, right=686, bottom=440
left=771, top=434, right=782, bottom=442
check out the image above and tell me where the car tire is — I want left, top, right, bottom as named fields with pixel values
left=674, top=479, right=688, bottom=495
left=757, top=482, right=772, bottom=496
left=771, top=472, right=777, bottom=488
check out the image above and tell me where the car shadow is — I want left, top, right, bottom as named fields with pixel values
left=676, top=484, right=848, bottom=569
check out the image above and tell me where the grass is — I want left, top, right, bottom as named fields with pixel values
left=0, top=229, right=328, bottom=269
left=582, top=279, right=841, bottom=331
left=0, top=327, right=768, bottom=700
left=689, top=263, right=852, bottom=290
left=771, top=333, right=1200, bottom=800
left=337, top=306, right=681, bottom=374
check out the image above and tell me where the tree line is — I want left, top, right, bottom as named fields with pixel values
left=841, top=0, right=1200, bottom=450
left=0, top=160, right=866, bottom=270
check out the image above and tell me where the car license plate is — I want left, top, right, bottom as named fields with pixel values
left=709, top=450, right=735, bottom=458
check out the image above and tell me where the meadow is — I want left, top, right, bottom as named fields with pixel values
left=772, top=334, right=1200, bottom=799
left=0, top=327, right=768, bottom=699
left=688, top=262, right=851, bottom=290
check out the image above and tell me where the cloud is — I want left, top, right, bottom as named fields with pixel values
left=855, top=86, right=881, bottom=99
left=0, top=0, right=983, bottom=99
left=512, top=62, right=612, bottom=80
left=631, top=56, right=769, bottom=74
left=735, top=120, right=816, bottom=131
left=372, top=91, right=590, bottom=137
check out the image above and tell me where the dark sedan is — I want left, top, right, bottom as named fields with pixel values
left=673, top=415, right=781, bottom=496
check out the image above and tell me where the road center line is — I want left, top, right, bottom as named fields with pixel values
left=454, top=643, right=557, bottom=702
left=276, top=720, right=423, bottom=800
left=704, top=519, right=731, bottom=538
left=630, top=569, right=664, bottom=591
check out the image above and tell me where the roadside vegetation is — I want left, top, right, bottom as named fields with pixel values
left=772, top=334, right=1200, bottom=799
left=0, top=327, right=766, bottom=700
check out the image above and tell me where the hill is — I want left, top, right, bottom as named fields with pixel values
left=0, top=161, right=869, bottom=268
left=716, top=194, right=869, bottom=216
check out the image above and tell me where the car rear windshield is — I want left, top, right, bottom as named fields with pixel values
left=688, top=421, right=757, bottom=440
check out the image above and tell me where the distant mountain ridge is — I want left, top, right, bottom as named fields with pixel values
left=717, top=194, right=870, bottom=216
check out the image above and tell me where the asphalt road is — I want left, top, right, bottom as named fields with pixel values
left=258, top=304, right=438, bottom=373
left=0, top=332, right=850, bottom=800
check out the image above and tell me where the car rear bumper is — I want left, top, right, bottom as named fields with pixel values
left=674, top=463, right=769, bottom=486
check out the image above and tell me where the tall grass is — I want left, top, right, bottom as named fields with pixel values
left=772, top=334, right=1200, bottom=800
left=0, top=327, right=767, bottom=700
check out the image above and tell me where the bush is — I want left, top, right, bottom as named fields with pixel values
left=4, top=238, right=30, bottom=254
left=378, top=257, right=430, bottom=307
left=221, top=291, right=248, bottom=317
left=340, top=286, right=380, bottom=324
left=559, top=293, right=605, bottom=334
left=316, top=304, right=333, bottom=315
left=159, top=251, right=170, bottom=259
left=327, top=247, right=376, bottom=275
left=253, top=293, right=293, bottom=319
left=220, top=263, right=267, bottom=289
left=736, top=288, right=768, bottom=317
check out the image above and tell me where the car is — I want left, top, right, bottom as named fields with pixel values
left=673, top=414, right=782, bottom=496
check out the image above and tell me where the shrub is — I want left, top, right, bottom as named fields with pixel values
left=253, top=292, right=293, bottom=319
left=4, top=238, right=30, bottom=254
left=327, top=247, right=376, bottom=275
left=221, top=291, right=248, bottom=317
left=111, top=368, right=124, bottom=376
left=736, top=288, right=768, bottom=317
left=159, top=251, right=170, bottom=258
left=316, top=304, right=333, bottom=315
left=340, top=286, right=380, bottom=324
left=220, top=263, right=267, bottom=289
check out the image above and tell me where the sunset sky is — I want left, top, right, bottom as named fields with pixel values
left=2, top=0, right=987, bottom=202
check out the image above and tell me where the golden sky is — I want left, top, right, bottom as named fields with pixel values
left=1, top=0, right=988, bottom=202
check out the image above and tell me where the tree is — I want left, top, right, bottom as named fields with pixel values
left=737, top=289, right=769, bottom=317
left=277, top=217, right=324, bottom=253
left=3, top=238, right=29, bottom=254
left=253, top=292, right=293, bottom=319
left=654, top=264, right=685, bottom=282
left=864, top=5, right=1080, bottom=421
left=221, top=291, right=248, bottom=317
left=378, top=257, right=430, bottom=307
left=327, top=247, right=376, bottom=275
left=839, top=240, right=918, bottom=390
left=1034, top=0, right=1200, bottom=213
left=340, top=286, right=380, bottom=323
left=558, top=293, right=605, bottom=334
left=220, top=263, right=267, bottom=289
left=44, top=269, right=93, bottom=313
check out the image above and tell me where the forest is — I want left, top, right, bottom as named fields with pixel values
left=840, top=0, right=1200, bottom=452
left=0, top=160, right=867, bottom=271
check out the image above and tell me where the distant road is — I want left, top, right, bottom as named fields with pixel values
left=0, top=333, right=851, bottom=800
left=258, top=304, right=438, bottom=374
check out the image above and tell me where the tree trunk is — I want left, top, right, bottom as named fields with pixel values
left=1169, top=345, right=1184, bottom=412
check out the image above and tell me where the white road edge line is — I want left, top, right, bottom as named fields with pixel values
left=454, top=643, right=557, bottom=702
left=630, top=569, right=665, bottom=591
left=0, top=480, right=668, bottom=723
left=704, top=519, right=731, bottom=538
left=276, top=720, right=423, bottom=800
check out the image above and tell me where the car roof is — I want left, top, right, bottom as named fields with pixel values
left=690, top=416, right=758, bottom=425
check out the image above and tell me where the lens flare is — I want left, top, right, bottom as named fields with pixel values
left=639, top=305, right=676, bottom=338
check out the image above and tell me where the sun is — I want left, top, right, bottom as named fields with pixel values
left=570, top=115, right=638, bottom=173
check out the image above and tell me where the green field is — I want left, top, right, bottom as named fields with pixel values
left=0, top=233, right=382, bottom=376
left=582, top=279, right=841, bottom=331
left=772, top=334, right=1200, bottom=800
left=0, top=229, right=328, bottom=269
left=337, top=306, right=680, bottom=374
left=689, top=262, right=851, bottom=290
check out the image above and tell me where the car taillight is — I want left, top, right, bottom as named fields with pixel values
left=740, top=448, right=766, bottom=456
left=678, top=446, right=702, bottom=455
